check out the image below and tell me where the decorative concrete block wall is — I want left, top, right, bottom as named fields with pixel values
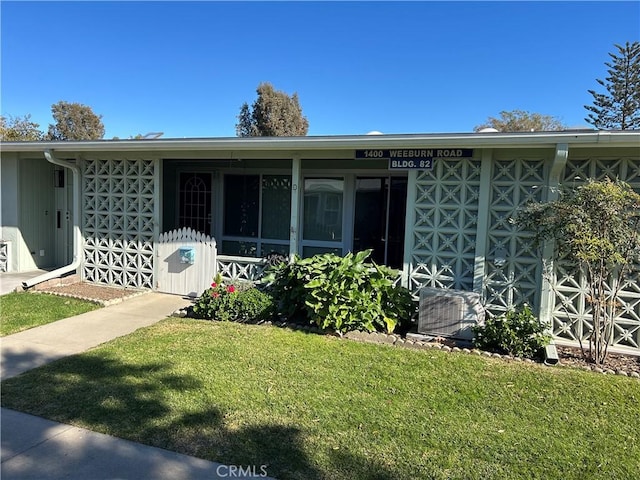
left=406, top=149, right=639, bottom=353
left=82, top=158, right=156, bottom=289
left=407, top=157, right=482, bottom=292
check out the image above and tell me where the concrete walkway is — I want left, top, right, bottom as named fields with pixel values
left=0, top=270, right=49, bottom=296
left=1, top=292, right=190, bottom=380
left=1, top=292, right=273, bottom=479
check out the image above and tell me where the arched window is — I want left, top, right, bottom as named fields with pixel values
left=178, top=173, right=212, bottom=235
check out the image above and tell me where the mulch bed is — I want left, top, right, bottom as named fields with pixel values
left=34, top=281, right=147, bottom=306
left=556, top=345, right=640, bottom=376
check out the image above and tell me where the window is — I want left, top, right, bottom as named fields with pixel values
left=261, top=175, right=291, bottom=240
left=221, top=174, right=291, bottom=257
left=178, top=173, right=212, bottom=235
left=224, top=175, right=259, bottom=238
left=302, top=246, right=342, bottom=257
left=303, top=178, right=344, bottom=242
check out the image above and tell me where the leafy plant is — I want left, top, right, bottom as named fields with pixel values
left=191, top=274, right=274, bottom=322
left=516, top=178, right=640, bottom=365
left=473, top=304, right=551, bottom=359
left=263, top=250, right=416, bottom=334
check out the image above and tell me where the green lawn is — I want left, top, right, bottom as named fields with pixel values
left=2, top=319, right=639, bottom=480
left=0, top=291, right=101, bottom=336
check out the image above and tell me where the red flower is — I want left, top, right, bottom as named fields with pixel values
left=227, top=285, right=236, bottom=293
left=211, top=282, right=217, bottom=288
left=213, top=292, right=219, bottom=298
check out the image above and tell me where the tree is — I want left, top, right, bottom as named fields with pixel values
left=474, top=110, right=565, bottom=132
left=236, top=82, right=309, bottom=137
left=516, top=178, right=640, bottom=365
left=585, top=41, right=640, bottom=130
left=0, top=114, right=44, bottom=141
left=47, top=101, right=105, bottom=140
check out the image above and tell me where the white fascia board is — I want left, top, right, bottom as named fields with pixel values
left=1, top=131, right=639, bottom=154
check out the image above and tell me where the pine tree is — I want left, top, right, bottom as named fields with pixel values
left=236, top=102, right=254, bottom=137
left=585, top=41, right=640, bottom=130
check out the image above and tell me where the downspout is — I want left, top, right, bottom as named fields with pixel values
left=22, top=150, right=82, bottom=288
left=540, top=143, right=569, bottom=366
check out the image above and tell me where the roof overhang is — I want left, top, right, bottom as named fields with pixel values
left=1, top=131, right=639, bottom=154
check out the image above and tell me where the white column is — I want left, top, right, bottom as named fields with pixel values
left=289, top=156, right=301, bottom=260
left=401, top=170, right=417, bottom=289
left=472, top=149, right=493, bottom=296
left=153, top=157, right=162, bottom=289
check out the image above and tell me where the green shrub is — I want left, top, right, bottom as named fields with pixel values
left=472, top=304, right=551, bottom=358
left=191, top=275, right=274, bottom=322
left=232, top=288, right=275, bottom=322
left=262, top=255, right=322, bottom=320
left=263, top=250, right=416, bottom=334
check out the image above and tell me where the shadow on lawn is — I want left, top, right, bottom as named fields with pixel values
left=148, top=406, right=322, bottom=479
left=1, top=354, right=198, bottom=432
left=1, top=353, right=404, bottom=479
left=149, top=407, right=401, bottom=480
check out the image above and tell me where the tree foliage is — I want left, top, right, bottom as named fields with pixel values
left=474, top=110, right=565, bottom=132
left=0, top=114, right=45, bottom=141
left=585, top=41, right=640, bottom=130
left=47, top=101, right=105, bottom=140
left=236, top=82, right=309, bottom=137
left=516, top=178, right=640, bottom=365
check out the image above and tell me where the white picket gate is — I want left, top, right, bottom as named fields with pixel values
left=155, top=228, right=217, bottom=297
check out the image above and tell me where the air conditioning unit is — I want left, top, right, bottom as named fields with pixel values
left=418, top=287, right=485, bottom=341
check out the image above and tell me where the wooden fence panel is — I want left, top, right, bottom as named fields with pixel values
left=155, top=228, right=216, bottom=297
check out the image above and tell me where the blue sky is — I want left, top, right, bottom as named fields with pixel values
left=1, top=1, right=639, bottom=139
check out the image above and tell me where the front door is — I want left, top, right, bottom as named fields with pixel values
left=54, top=167, right=72, bottom=266
left=353, top=176, right=407, bottom=269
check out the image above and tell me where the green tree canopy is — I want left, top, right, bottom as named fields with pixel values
left=0, top=114, right=45, bottom=141
left=585, top=41, right=640, bottom=130
left=474, top=110, right=566, bottom=132
left=236, top=82, right=309, bottom=137
left=47, top=101, right=105, bottom=140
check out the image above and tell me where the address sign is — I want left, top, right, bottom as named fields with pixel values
left=355, top=148, right=474, bottom=170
